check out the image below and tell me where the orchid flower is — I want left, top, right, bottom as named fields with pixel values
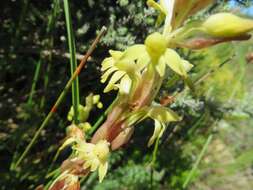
left=74, top=140, right=110, bottom=182
left=124, top=105, right=180, bottom=146
left=101, top=46, right=148, bottom=94
left=101, top=31, right=193, bottom=96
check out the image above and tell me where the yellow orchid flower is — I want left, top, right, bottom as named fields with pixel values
left=74, top=140, right=110, bottom=182
left=101, top=45, right=149, bottom=94
left=125, top=105, right=180, bottom=147
left=101, top=32, right=193, bottom=97
left=145, top=32, right=193, bottom=77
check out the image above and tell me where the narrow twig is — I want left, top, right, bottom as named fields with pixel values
left=14, top=26, right=107, bottom=169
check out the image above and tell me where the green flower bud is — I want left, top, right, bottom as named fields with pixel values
left=145, top=32, right=167, bottom=61
left=202, top=12, right=253, bottom=37
left=97, top=102, right=103, bottom=109
left=92, top=94, right=100, bottom=104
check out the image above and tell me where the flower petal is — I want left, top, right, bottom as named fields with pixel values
left=59, top=137, right=77, bottom=152
left=103, top=71, right=126, bottom=93
left=101, top=57, right=114, bottom=72
left=181, top=60, right=193, bottom=72
left=98, top=162, right=108, bottom=183
left=120, top=44, right=146, bottom=61
left=90, top=159, right=99, bottom=171
left=148, top=120, right=162, bottom=147
left=147, top=106, right=180, bottom=123
left=83, top=160, right=92, bottom=170
left=109, top=50, right=123, bottom=60
left=114, top=75, right=132, bottom=94
left=156, top=56, right=166, bottom=76
left=101, top=67, right=118, bottom=83
left=164, top=49, right=187, bottom=77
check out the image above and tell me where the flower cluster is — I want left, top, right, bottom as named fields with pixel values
left=50, top=1, right=253, bottom=188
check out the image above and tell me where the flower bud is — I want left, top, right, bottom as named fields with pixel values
left=92, top=94, right=100, bottom=104
left=67, top=124, right=85, bottom=140
left=78, top=122, right=91, bottom=132
left=202, top=12, right=253, bottom=37
left=145, top=32, right=167, bottom=60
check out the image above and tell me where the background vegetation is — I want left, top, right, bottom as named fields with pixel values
left=0, top=0, right=253, bottom=189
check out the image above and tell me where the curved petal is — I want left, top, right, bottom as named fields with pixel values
left=148, top=120, right=162, bottom=147
left=136, top=51, right=150, bottom=71
left=147, top=106, right=180, bottom=123
left=59, top=137, right=77, bottom=152
left=164, top=49, right=187, bottom=77
left=156, top=56, right=166, bottom=77
left=101, top=57, right=114, bottom=72
left=90, top=159, right=99, bottom=171
left=181, top=60, right=193, bottom=72
left=103, top=71, right=126, bottom=93
left=101, top=67, right=118, bottom=83
left=83, top=160, right=92, bottom=170
left=115, top=75, right=132, bottom=94
left=98, top=162, right=108, bottom=182
left=109, top=50, right=123, bottom=60
left=120, top=44, right=146, bottom=61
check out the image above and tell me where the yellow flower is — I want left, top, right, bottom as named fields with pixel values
left=101, top=32, right=193, bottom=95
left=145, top=32, right=193, bottom=77
left=74, top=140, right=110, bottom=182
left=125, top=105, right=181, bottom=147
left=202, top=12, right=253, bottom=37
left=101, top=46, right=149, bottom=94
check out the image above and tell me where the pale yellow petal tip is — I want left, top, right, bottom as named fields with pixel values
left=109, top=50, right=123, bottom=60
left=98, top=162, right=108, bottom=183
left=147, top=139, right=154, bottom=147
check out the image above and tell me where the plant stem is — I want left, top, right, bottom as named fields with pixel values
left=63, top=0, right=80, bottom=124
left=182, top=133, right=213, bottom=189
left=27, top=60, right=42, bottom=104
left=14, top=26, right=107, bottom=169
